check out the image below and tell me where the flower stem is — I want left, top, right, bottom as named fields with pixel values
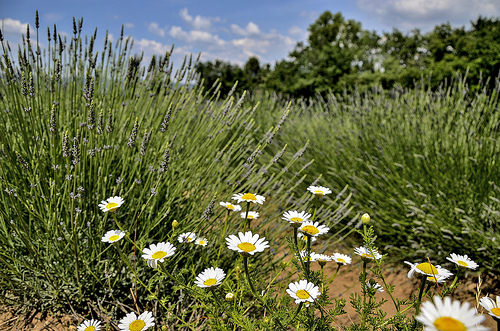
left=306, top=235, right=312, bottom=279
left=244, top=202, right=250, bottom=230
left=293, top=227, right=307, bottom=275
left=216, top=210, right=231, bottom=263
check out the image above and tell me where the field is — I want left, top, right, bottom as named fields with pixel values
left=0, top=21, right=499, bottom=330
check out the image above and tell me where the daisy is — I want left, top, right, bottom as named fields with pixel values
left=354, top=246, right=382, bottom=260
left=297, top=232, right=317, bottom=243
left=404, top=261, right=452, bottom=279
left=178, top=232, right=197, bottom=243
left=282, top=210, right=311, bottom=227
left=194, top=267, right=226, bottom=288
left=226, top=231, right=269, bottom=255
left=365, top=281, right=384, bottom=293
left=77, top=319, right=101, bottom=331
left=142, top=242, right=176, bottom=269
left=426, top=275, right=449, bottom=284
left=118, top=311, right=155, bottom=331
left=195, top=237, right=208, bottom=246
left=446, top=253, right=479, bottom=270
left=98, top=196, right=124, bottom=212
left=286, top=280, right=320, bottom=304
left=416, top=296, right=487, bottom=331
left=307, top=185, right=332, bottom=197
left=232, top=192, right=265, bottom=204
left=297, top=250, right=313, bottom=262
left=479, top=295, right=500, bottom=319
left=101, top=229, right=125, bottom=243
left=219, top=201, right=242, bottom=212
left=331, top=253, right=352, bottom=265
left=299, top=221, right=329, bottom=237
left=311, top=252, right=331, bottom=263
left=241, top=211, right=259, bottom=220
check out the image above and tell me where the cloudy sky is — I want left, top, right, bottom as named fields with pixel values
left=1, top=0, right=499, bottom=67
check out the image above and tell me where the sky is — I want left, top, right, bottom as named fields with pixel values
left=1, top=0, right=499, bottom=67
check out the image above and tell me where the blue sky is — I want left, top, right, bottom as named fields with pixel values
left=1, top=0, right=499, bottom=66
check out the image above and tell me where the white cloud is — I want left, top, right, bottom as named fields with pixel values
left=179, top=8, right=219, bottom=30
left=169, top=26, right=225, bottom=46
left=231, top=22, right=261, bottom=36
left=357, top=0, right=500, bottom=31
left=134, top=38, right=172, bottom=55
left=1, top=18, right=30, bottom=35
left=125, top=22, right=135, bottom=29
left=148, top=22, right=166, bottom=37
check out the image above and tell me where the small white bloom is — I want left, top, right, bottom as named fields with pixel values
left=178, top=232, right=197, bottom=243
left=226, top=231, right=269, bottom=255
left=297, top=250, right=313, bottom=262
left=219, top=201, right=242, bottom=212
left=297, top=232, right=316, bottom=243
left=286, top=279, right=320, bottom=304
left=118, top=311, right=155, bottom=331
left=446, top=253, right=479, bottom=270
left=241, top=211, right=259, bottom=220
left=282, top=210, right=311, bottom=225
left=307, top=185, right=332, bottom=196
left=232, top=192, right=265, bottom=204
left=299, top=221, right=329, bottom=237
left=98, top=196, right=124, bottom=212
left=404, top=261, right=452, bottom=279
left=77, top=319, right=101, bottom=331
left=195, top=237, right=208, bottom=246
left=479, top=295, right=500, bottom=319
left=101, top=229, right=125, bottom=243
left=354, top=246, right=382, bottom=260
left=331, top=253, right=352, bottom=265
left=416, top=296, right=487, bottom=331
left=310, top=252, right=331, bottom=263
left=142, top=242, right=176, bottom=269
left=365, top=282, right=384, bottom=293
left=194, top=267, right=226, bottom=288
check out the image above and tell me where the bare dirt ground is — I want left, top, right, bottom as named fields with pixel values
left=1, top=262, right=497, bottom=330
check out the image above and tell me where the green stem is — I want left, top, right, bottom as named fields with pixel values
left=216, top=210, right=230, bottom=263
left=244, top=202, right=250, bottom=230
left=293, top=227, right=307, bottom=275
left=306, top=235, right=312, bottom=279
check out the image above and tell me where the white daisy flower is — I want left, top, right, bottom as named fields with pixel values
left=226, top=231, right=269, bottom=255
left=241, top=211, right=259, bottom=220
left=118, top=311, right=155, bottom=331
left=286, top=279, right=320, bottom=304
left=365, top=282, right=384, bottom=293
left=77, top=319, right=101, bottom=331
left=416, top=296, right=487, bottom=331
left=195, top=237, right=208, bottom=246
left=98, top=196, right=124, bottom=212
left=297, top=232, right=317, bottom=243
left=331, top=253, right=352, bottom=265
left=219, top=201, right=242, bottom=212
left=307, top=185, right=332, bottom=197
left=479, top=295, right=500, bottom=319
left=178, top=232, right=197, bottom=243
left=310, top=252, right=331, bottom=263
left=297, top=250, right=313, bottom=262
left=101, top=229, right=125, bottom=243
left=282, top=210, right=311, bottom=226
left=232, top=192, right=265, bottom=204
left=354, top=246, right=382, bottom=260
left=426, top=275, right=449, bottom=284
left=446, top=253, right=479, bottom=270
left=142, top=242, right=176, bottom=269
left=299, top=221, right=329, bottom=237
left=404, top=261, right=453, bottom=279
left=194, top=267, right=226, bottom=288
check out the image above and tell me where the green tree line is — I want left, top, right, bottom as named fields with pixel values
left=196, top=11, right=500, bottom=97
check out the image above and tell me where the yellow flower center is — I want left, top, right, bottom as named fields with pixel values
left=290, top=217, right=303, bottom=223
left=457, top=260, right=468, bottom=267
left=187, top=237, right=193, bottom=242
left=427, top=276, right=439, bottom=282
left=247, top=215, right=254, bottom=219
left=433, top=316, right=466, bottom=331
left=491, top=308, right=500, bottom=316
left=416, top=262, right=438, bottom=275
left=203, top=278, right=217, bottom=286
left=338, top=258, right=346, bottom=263
left=237, top=242, right=256, bottom=253
left=296, top=289, right=310, bottom=299
left=129, top=319, right=146, bottom=331
left=84, top=326, right=96, bottom=331
left=241, top=193, right=257, bottom=201
left=106, top=202, right=119, bottom=210
left=313, top=190, right=324, bottom=195
left=227, top=204, right=235, bottom=210
left=361, top=253, right=373, bottom=259
left=109, top=235, right=120, bottom=241
left=301, top=225, right=319, bottom=235
left=199, top=240, right=206, bottom=245
left=152, top=251, right=167, bottom=259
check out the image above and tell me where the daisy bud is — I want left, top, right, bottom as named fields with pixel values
left=361, top=213, right=371, bottom=224
left=172, top=220, right=179, bottom=228
left=225, top=293, right=234, bottom=301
